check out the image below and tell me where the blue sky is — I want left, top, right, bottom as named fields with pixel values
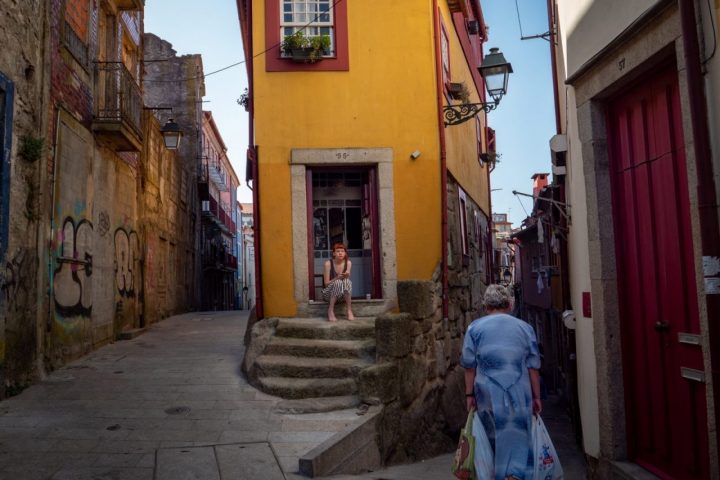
left=144, top=1, right=555, bottom=225
left=481, top=0, right=556, bottom=226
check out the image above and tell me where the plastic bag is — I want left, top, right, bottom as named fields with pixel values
left=532, top=415, right=564, bottom=480
left=451, top=409, right=476, bottom=479
left=472, top=412, right=494, bottom=480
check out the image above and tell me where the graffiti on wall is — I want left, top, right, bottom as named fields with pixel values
left=1, top=248, right=31, bottom=313
left=53, top=217, right=93, bottom=318
left=114, top=227, right=138, bottom=298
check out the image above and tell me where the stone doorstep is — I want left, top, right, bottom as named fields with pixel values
left=298, top=300, right=388, bottom=319
left=298, top=406, right=382, bottom=477
left=117, top=328, right=146, bottom=340
left=610, top=461, right=662, bottom=480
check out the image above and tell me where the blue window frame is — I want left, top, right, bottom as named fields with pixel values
left=0, top=71, right=14, bottom=261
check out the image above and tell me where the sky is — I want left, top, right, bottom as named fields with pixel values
left=144, top=1, right=556, bottom=225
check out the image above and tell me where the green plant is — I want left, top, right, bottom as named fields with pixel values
left=18, top=135, right=44, bottom=163
left=281, top=31, right=331, bottom=63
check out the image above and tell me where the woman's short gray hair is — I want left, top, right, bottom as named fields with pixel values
left=483, top=284, right=511, bottom=310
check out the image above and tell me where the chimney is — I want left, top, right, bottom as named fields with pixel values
left=531, top=173, right=550, bottom=198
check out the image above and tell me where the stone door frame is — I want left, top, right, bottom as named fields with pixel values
left=290, top=148, right=397, bottom=312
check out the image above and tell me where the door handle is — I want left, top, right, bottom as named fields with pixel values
left=654, top=321, right=670, bottom=333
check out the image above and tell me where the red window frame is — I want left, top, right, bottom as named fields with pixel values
left=265, top=0, right=349, bottom=72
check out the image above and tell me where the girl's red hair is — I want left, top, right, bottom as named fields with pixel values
left=331, top=243, right=347, bottom=254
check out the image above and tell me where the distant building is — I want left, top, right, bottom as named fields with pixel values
left=491, top=212, right=514, bottom=284
left=237, top=202, right=255, bottom=311
left=199, top=112, right=239, bottom=311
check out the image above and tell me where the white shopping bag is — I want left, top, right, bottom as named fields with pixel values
left=472, top=412, right=494, bottom=480
left=532, top=415, right=564, bottom=480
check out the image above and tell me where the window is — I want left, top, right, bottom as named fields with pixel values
left=62, top=0, right=90, bottom=66
left=266, top=0, right=348, bottom=72
left=440, top=20, right=451, bottom=99
left=281, top=0, right=334, bottom=55
left=476, top=116, right=484, bottom=167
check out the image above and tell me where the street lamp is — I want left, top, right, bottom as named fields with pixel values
left=443, top=47, right=513, bottom=126
left=479, top=48, right=513, bottom=103
left=160, top=118, right=183, bottom=150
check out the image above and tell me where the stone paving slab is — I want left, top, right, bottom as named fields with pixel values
left=0, top=311, right=365, bottom=479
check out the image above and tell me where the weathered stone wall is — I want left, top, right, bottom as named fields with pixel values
left=357, top=175, right=490, bottom=464
left=358, top=278, right=468, bottom=464
left=142, top=113, right=197, bottom=323
left=0, top=4, right=201, bottom=393
left=0, top=0, right=50, bottom=392
left=143, top=33, right=203, bottom=310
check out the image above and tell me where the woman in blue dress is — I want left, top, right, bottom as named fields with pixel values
left=460, top=284, right=542, bottom=480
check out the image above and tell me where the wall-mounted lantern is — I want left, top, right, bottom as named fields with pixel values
left=160, top=118, right=183, bottom=150
left=443, top=47, right=513, bottom=126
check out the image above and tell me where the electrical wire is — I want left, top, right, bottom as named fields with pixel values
left=514, top=0, right=525, bottom=38
left=702, top=0, right=717, bottom=65
left=516, top=193, right=531, bottom=218
left=144, top=0, right=345, bottom=83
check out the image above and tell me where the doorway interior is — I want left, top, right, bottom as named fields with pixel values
left=308, top=168, right=379, bottom=300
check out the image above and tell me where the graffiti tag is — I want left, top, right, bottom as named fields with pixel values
left=114, top=228, right=139, bottom=298
left=53, top=217, right=93, bottom=317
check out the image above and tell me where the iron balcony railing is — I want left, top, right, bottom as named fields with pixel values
left=94, top=62, right=142, bottom=137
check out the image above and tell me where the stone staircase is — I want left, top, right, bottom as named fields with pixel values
left=247, top=317, right=377, bottom=403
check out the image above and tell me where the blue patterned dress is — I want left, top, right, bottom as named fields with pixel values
left=460, top=313, right=541, bottom=480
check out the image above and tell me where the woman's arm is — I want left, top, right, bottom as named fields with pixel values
left=323, top=260, right=331, bottom=287
left=529, top=368, right=542, bottom=415
left=464, top=368, right=476, bottom=411
left=343, top=259, right=352, bottom=278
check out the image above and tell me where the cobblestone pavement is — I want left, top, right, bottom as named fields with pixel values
left=0, top=310, right=587, bottom=480
left=0, top=312, right=360, bottom=480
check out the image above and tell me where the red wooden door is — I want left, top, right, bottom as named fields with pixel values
left=608, top=68, right=709, bottom=479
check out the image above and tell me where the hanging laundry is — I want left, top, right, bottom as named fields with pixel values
left=537, top=271, right=544, bottom=293
left=537, top=217, right=544, bottom=244
left=551, top=232, right=560, bottom=255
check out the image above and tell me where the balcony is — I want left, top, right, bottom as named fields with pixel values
left=201, top=247, right=237, bottom=272
left=92, top=62, right=143, bottom=152
left=201, top=197, right=236, bottom=233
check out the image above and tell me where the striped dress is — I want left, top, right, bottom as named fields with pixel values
left=322, top=259, right=352, bottom=302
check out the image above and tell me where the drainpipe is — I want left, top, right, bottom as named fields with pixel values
left=486, top=158, right=494, bottom=283
left=246, top=0, right=263, bottom=319
left=432, top=0, right=449, bottom=320
left=678, top=0, right=720, bottom=457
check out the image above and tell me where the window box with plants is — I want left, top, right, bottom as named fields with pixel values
left=281, top=31, right=332, bottom=63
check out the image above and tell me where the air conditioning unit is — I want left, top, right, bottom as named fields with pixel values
left=549, top=134, right=567, bottom=167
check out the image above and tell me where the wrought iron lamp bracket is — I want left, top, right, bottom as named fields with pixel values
left=443, top=101, right=498, bottom=126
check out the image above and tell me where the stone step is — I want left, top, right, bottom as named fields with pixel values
left=275, top=317, right=375, bottom=341
left=258, top=376, right=358, bottom=399
left=297, top=299, right=388, bottom=319
left=273, top=395, right=361, bottom=414
left=256, top=355, right=372, bottom=379
left=265, top=337, right=375, bottom=359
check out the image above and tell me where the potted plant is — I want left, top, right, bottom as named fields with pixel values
left=281, top=31, right=331, bottom=63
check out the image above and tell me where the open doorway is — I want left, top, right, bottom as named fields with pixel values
left=308, top=168, right=380, bottom=300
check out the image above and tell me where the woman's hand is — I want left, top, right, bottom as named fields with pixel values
left=532, top=398, right=542, bottom=416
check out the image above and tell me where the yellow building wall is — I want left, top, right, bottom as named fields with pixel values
left=439, top=6, right=491, bottom=215
left=253, top=0, right=485, bottom=316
